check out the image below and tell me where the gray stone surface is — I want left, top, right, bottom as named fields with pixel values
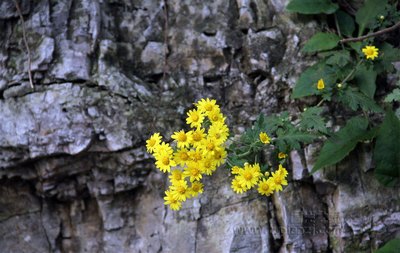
left=0, top=0, right=399, bottom=253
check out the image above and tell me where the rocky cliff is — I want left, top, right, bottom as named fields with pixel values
left=0, top=0, right=399, bottom=252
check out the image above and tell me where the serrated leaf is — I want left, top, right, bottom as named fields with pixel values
left=292, top=61, right=337, bottom=98
left=375, top=42, right=400, bottom=74
left=300, top=107, right=327, bottom=133
left=312, top=116, right=369, bottom=172
left=338, top=88, right=383, bottom=112
left=355, top=0, right=388, bottom=36
left=325, top=50, right=351, bottom=67
left=336, top=10, right=355, bottom=37
left=384, top=88, right=400, bottom=103
left=302, top=33, right=341, bottom=53
left=286, top=0, right=339, bottom=14
left=354, top=65, right=377, bottom=98
left=375, top=238, right=400, bottom=253
left=276, top=129, right=317, bottom=151
left=374, top=110, right=400, bottom=187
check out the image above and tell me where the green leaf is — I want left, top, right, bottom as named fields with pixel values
left=374, top=110, right=400, bottom=187
left=336, top=10, right=355, bottom=37
left=375, top=42, right=400, bottom=73
left=325, top=50, right=351, bottom=67
left=286, top=0, right=339, bottom=14
left=354, top=65, right=377, bottom=98
left=338, top=88, right=383, bottom=113
left=292, top=61, right=337, bottom=98
left=355, top=0, right=388, bottom=36
left=299, top=107, right=327, bottom=133
left=312, top=116, right=369, bottom=172
left=276, top=129, right=317, bottom=151
left=302, top=33, right=341, bottom=53
left=384, top=88, right=400, bottom=103
left=375, top=238, right=400, bottom=253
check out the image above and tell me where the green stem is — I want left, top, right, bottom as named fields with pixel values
left=236, top=149, right=252, bottom=158
left=342, top=59, right=363, bottom=84
left=316, top=99, right=325, bottom=107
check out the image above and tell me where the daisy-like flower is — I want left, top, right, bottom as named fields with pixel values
left=174, top=148, right=190, bottom=167
left=208, top=108, right=225, bottom=124
left=164, top=190, right=182, bottom=210
left=155, top=152, right=176, bottom=173
left=171, top=130, right=191, bottom=148
left=231, top=178, right=247, bottom=194
left=208, top=121, right=229, bottom=144
left=186, top=109, right=204, bottom=128
left=362, top=45, right=379, bottom=60
left=237, top=163, right=262, bottom=189
left=278, top=152, right=288, bottom=159
left=317, top=78, right=325, bottom=90
left=170, top=180, right=190, bottom=201
left=146, top=133, right=162, bottom=153
left=259, top=132, right=271, bottom=144
left=183, top=162, right=203, bottom=182
left=271, top=169, right=288, bottom=192
left=169, top=169, right=184, bottom=185
left=257, top=177, right=275, bottom=196
left=189, top=128, right=206, bottom=147
left=196, top=98, right=220, bottom=115
left=189, top=181, right=204, bottom=197
left=201, top=158, right=217, bottom=175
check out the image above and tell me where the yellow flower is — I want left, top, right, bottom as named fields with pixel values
left=208, top=121, right=229, bottom=144
left=257, top=178, right=275, bottom=196
left=278, top=164, right=288, bottom=177
left=231, top=166, right=241, bottom=175
left=317, top=79, right=325, bottom=90
left=196, top=98, right=219, bottom=114
left=259, top=132, right=270, bottom=144
left=146, top=133, right=162, bottom=153
left=231, top=177, right=247, bottom=194
left=171, top=130, right=191, bottom=148
left=208, top=108, right=225, bottom=124
left=170, top=180, right=190, bottom=201
left=271, top=169, right=288, bottom=192
left=362, top=45, right=379, bottom=60
left=173, top=148, right=190, bottom=167
left=164, top=190, right=182, bottom=210
left=186, top=109, right=204, bottom=128
left=155, top=152, right=176, bottom=173
left=189, top=128, right=206, bottom=147
left=278, top=152, right=287, bottom=159
left=212, top=147, right=227, bottom=166
left=169, top=169, right=184, bottom=184
left=201, top=158, right=217, bottom=175
left=184, top=162, right=203, bottom=182
left=237, top=163, right=262, bottom=189
left=189, top=181, right=204, bottom=197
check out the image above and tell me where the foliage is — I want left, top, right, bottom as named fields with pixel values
left=287, top=0, right=400, bottom=186
left=375, top=238, right=400, bottom=253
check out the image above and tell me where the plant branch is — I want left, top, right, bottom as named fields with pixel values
left=340, top=21, right=400, bottom=43
left=13, top=0, right=34, bottom=89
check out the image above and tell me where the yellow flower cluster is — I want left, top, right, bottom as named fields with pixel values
left=146, top=98, right=229, bottom=210
left=231, top=163, right=288, bottom=196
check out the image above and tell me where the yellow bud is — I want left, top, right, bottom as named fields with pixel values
left=337, top=83, right=342, bottom=88
left=379, top=15, right=384, bottom=20
left=264, top=171, right=270, bottom=177
left=303, top=108, right=307, bottom=112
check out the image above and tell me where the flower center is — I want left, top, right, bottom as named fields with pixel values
left=244, top=172, right=253, bottom=181
left=192, top=132, right=202, bottom=142
left=162, top=156, right=170, bottom=165
left=178, top=133, right=187, bottom=142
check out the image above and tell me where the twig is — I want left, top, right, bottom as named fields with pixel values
left=13, top=0, right=34, bottom=89
left=340, top=21, right=400, bottom=43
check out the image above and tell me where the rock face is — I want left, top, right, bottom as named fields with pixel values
left=0, top=0, right=398, bottom=252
